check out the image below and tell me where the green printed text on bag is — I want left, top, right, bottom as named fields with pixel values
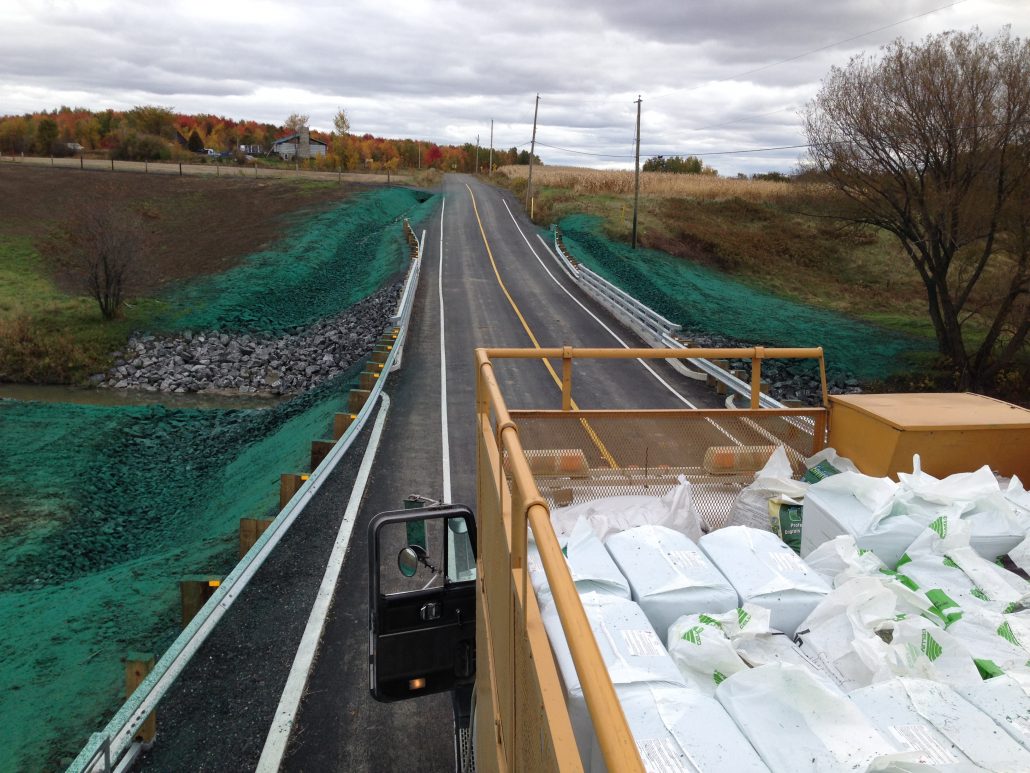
left=768, top=500, right=803, bottom=553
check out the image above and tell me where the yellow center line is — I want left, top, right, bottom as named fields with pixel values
left=465, top=184, right=618, bottom=469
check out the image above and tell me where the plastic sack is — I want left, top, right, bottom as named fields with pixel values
left=800, top=472, right=912, bottom=567
left=895, top=514, right=1030, bottom=624
left=528, top=516, right=631, bottom=607
left=699, top=526, right=830, bottom=636
left=804, top=535, right=887, bottom=587
left=715, top=663, right=905, bottom=772
left=605, top=525, right=738, bottom=639
left=850, top=677, right=1030, bottom=770
left=802, top=447, right=860, bottom=484
left=727, top=446, right=808, bottom=531
left=954, top=674, right=1030, bottom=753
left=550, top=475, right=702, bottom=543
left=666, top=605, right=770, bottom=695
left=589, top=685, right=769, bottom=773
left=895, top=456, right=1028, bottom=560
left=795, top=577, right=979, bottom=691
left=541, top=593, right=685, bottom=769
left=945, top=607, right=1030, bottom=678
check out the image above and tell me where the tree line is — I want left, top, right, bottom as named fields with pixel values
left=0, top=105, right=535, bottom=172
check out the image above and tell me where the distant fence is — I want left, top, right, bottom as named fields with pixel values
left=0, top=154, right=413, bottom=186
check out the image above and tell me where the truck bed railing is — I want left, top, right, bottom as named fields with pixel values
left=474, top=347, right=828, bottom=772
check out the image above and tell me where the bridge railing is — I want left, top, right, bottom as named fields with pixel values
left=67, top=222, right=426, bottom=773
left=552, top=229, right=817, bottom=410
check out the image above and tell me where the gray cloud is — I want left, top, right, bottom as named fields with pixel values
left=0, top=0, right=1025, bottom=175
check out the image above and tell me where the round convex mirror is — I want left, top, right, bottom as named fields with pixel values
left=398, top=547, right=420, bottom=577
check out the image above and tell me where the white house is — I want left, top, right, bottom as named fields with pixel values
left=270, top=127, right=327, bottom=160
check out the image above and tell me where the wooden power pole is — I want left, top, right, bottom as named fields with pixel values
left=488, top=119, right=494, bottom=176
left=526, top=94, right=540, bottom=211
left=475, top=134, right=480, bottom=174
left=632, top=95, right=642, bottom=249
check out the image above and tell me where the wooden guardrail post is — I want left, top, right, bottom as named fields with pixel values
left=706, top=359, right=730, bottom=388
left=348, top=389, right=371, bottom=413
left=125, top=652, right=156, bottom=744
left=333, top=413, right=356, bottom=440
left=279, top=473, right=308, bottom=509
left=311, top=439, right=335, bottom=469
left=239, top=517, right=274, bottom=558
left=180, top=576, right=222, bottom=628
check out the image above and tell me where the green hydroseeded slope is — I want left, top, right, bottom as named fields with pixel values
left=559, top=214, right=929, bottom=379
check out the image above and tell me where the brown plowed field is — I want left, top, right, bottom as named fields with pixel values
left=0, top=164, right=359, bottom=293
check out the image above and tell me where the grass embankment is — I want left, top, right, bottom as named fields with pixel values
left=0, top=235, right=164, bottom=383
left=0, top=167, right=435, bottom=384
left=498, top=165, right=936, bottom=342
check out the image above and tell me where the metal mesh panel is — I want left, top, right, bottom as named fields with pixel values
left=508, top=410, right=821, bottom=530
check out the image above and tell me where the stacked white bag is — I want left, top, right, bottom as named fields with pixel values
left=605, top=524, right=738, bottom=638
left=849, top=677, right=1030, bottom=770
left=541, top=593, right=685, bottom=769
left=954, top=673, right=1030, bottom=753
left=527, top=516, right=631, bottom=607
left=714, top=663, right=904, bottom=772
left=588, top=686, right=770, bottom=773
left=699, top=526, right=830, bottom=636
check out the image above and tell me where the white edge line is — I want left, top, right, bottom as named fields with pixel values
left=438, top=198, right=452, bottom=503
left=499, top=201, right=696, bottom=408
left=255, top=393, right=392, bottom=773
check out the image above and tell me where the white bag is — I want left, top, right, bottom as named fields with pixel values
left=954, top=673, right=1030, bottom=753
left=589, top=685, right=770, bottom=773
left=541, top=593, right=685, bottom=769
left=605, top=525, right=738, bottom=639
left=945, top=607, right=1030, bottom=678
left=804, top=535, right=887, bottom=587
left=528, top=516, right=630, bottom=607
left=896, top=456, right=1028, bottom=560
left=895, top=514, right=1030, bottom=624
left=715, top=663, right=903, bottom=773
left=727, top=446, right=809, bottom=531
left=699, top=526, right=830, bottom=636
left=795, top=577, right=979, bottom=691
left=802, top=447, right=860, bottom=483
left=666, top=606, right=770, bottom=695
left=550, top=475, right=702, bottom=543
left=800, top=472, right=914, bottom=567
left=850, top=677, right=1030, bottom=770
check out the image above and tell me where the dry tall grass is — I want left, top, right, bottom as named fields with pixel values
left=497, top=165, right=808, bottom=202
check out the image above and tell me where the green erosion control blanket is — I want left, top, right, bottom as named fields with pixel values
left=558, top=215, right=927, bottom=380
left=158, top=188, right=436, bottom=335
left=0, top=367, right=360, bottom=773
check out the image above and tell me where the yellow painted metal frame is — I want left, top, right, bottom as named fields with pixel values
left=474, top=346, right=828, bottom=772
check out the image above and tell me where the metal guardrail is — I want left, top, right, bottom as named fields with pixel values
left=68, top=221, right=425, bottom=773
left=552, top=229, right=790, bottom=410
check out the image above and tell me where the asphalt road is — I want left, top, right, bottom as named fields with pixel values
left=139, top=174, right=718, bottom=772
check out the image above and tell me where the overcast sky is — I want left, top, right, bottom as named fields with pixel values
left=1, top=0, right=1027, bottom=175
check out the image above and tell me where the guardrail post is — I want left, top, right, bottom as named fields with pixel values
left=239, top=517, right=274, bottom=558
left=279, top=473, right=308, bottom=509
left=125, top=653, right=156, bottom=744
left=706, top=359, right=729, bottom=387
left=333, top=413, right=356, bottom=440
left=180, top=577, right=222, bottom=628
left=311, top=439, right=335, bottom=469
left=348, top=389, right=371, bottom=413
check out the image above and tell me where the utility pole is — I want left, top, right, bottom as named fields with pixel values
left=417, top=142, right=421, bottom=170
left=632, top=95, right=642, bottom=249
left=475, top=134, right=480, bottom=175
left=488, top=119, right=494, bottom=176
left=526, top=94, right=540, bottom=212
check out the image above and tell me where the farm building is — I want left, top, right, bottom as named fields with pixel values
left=270, top=127, right=327, bottom=160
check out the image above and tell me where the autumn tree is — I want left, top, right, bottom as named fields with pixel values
left=804, top=28, right=1030, bottom=391
left=284, top=112, right=309, bottom=134
left=333, top=108, right=350, bottom=135
left=35, top=117, right=59, bottom=154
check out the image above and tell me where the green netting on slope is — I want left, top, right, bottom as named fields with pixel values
left=156, top=188, right=436, bottom=334
left=558, top=215, right=929, bottom=379
left=0, top=365, right=362, bottom=772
